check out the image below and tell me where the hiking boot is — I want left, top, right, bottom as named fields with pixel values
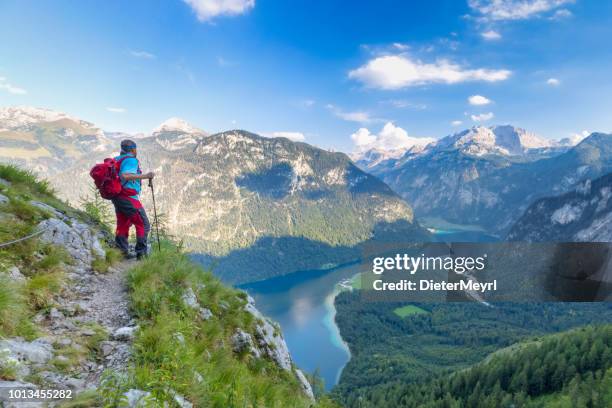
left=136, top=253, right=148, bottom=261
left=123, top=252, right=137, bottom=260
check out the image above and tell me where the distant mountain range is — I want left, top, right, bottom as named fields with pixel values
left=0, top=106, right=428, bottom=283
left=358, top=125, right=612, bottom=235
left=508, top=171, right=612, bottom=242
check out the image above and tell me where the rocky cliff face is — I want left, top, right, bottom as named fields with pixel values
left=507, top=172, right=612, bottom=242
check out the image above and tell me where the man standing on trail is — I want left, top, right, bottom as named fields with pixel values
left=112, top=139, right=154, bottom=259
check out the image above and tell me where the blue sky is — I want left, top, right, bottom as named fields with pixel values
left=1, top=0, right=612, bottom=152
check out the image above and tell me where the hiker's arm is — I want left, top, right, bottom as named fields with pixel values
left=122, top=172, right=154, bottom=180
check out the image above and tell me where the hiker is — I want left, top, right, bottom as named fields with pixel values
left=111, top=139, right=154, bottom=259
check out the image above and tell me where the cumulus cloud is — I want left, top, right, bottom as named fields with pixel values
left=269, top=131, right=305, bottom=142
left=348, top=55, right=511, bottom=90
left=129, top=50, right=156, bottom=59
left=481, top=30, right=502, bottom=40
left=471, top=112, right=494, bottom=122
left=0, top=77, right=27, bottom=95
left=106, top=107, right=126, bottom=113
left=451, top=120, right=464, bottom=126
left=326, top=104, right=374, bottom=123
left=183, top=0, right=255, bottom=21
left=351, top=122, right=435, bottom=153
left=468, top=95, right=492, bottom=105
left=547, top=77, right=561, bottom=86
left=468, top=0, right=574, bottom=21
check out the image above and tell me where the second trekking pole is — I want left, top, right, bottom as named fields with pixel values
left=148, top=178, right=162, bottom=252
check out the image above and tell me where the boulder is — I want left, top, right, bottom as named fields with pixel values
left=38, top=217, right=105, bottom=266
left=124, top=389, right=152, bottom=407
left=231, top=329, right=260, bottom=358
left=6, top=266, right=25, bottom=282
left=30, top=201, right=66, bottom=219
left=113, top=326, right=138, bottom=341
left=0, top=338, right=53, bottom=364
left=0, top=193, right=8, bottom=204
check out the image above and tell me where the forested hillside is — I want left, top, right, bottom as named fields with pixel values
left=332, top=292, right=612, bottom=407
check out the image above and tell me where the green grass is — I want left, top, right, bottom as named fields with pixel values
left=392, top=304, right=429, bottom=318
left=98, top=240, right=320, bottom=408
left=92, top=245, right=122, bottom=273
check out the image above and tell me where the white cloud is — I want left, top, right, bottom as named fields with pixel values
left=348, top=55, right=511, bottom=90
left=451, top=120, right=463, bottom=126
left=468, top=95, right=492, bottom=105
left=269, top=131, right=305, bottom=142
left=351, top=122, right=435, bottom=153
left=326, top=104, right=374, bottom=123
left=106, top=107, right=126, bottom=113
left=551, top=8, right=572, bottom=19
left=392, top=42, right=410, bottom=51
left=481, top=30, right=502, bottom=40
left=468, top=0, right=574, bottom=21
left=0, top=77, right=27, bottom=95
left=183, top=0, right=255, bottom=21
left=129, top=50, right=156, bottom=59
left=382, top=99, right=427, bottom=110
left=547, top=77, right=561, bottom=86
left=471, top=112, right=494, bottom=122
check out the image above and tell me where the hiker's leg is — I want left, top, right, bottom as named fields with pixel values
left=114, top=211, right=130, bottom=255
left=112, top=197, right=138, bottom=256
left=138, top=207, right=151, bottom=254
left=132, top=209, right=147, bottom=257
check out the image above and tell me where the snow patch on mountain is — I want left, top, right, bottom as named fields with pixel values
left=153, top=117, right=205, bottom=135
left=0, top=106, right=97, bottom=130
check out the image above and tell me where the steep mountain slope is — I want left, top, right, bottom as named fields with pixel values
left=0, top=164, right=330, bottom=407
left=507, top=172, right=612, bottom=242
left=366, top=127, right=612, bottom=234
left=0, top=106, right=112, bottom=174
left=0, top=107, right=429, bottom=284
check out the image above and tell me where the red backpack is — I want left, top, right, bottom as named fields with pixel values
left=90, top=156, right=131, bottom=199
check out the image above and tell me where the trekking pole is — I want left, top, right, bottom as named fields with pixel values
left=148, top=178, right=162, bottom=252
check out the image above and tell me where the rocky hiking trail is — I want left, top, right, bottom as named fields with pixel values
left=1, top=211, right=139, bottom=407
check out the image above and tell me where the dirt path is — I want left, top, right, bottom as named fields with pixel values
left=38, top=258, right=138, bottom=391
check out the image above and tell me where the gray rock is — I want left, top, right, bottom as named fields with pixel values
left=244, top=296, right=292, bottom=371
left=0, top=177, right=11, bottom=186
left=231, top=329, right=260, bottom=358
left=0, top=348, right=29, bottom=379
left=172, top=393, right=193, bottom=408
left=30, top=201, right=65, bottom=219
left=0, top=338, right=53, bottom=364
left=100, top=341, right=115, bottom=357
left=173, top=332, right=185, bottom=345
left=124, top=389, right=153, bottom=407
left=0, top=193, right=8, bottom=204
left=199, top=307, right=213, bottom=320
left=81, top=328, right=96, bottom=336
left=38, top=217, right=105, bottom=266
left=294, top=369, right=315, bottom=401
left=64, top=377, right=86, bottom=391
left=113, top=326, right=138, bottom=341
left=181, top=287, right=199, bottom=309
left=6, top=266, right=25, bottom=282
left=56, top=337, right=72, bottom=347
left=49, top=307, right=63, bottom=320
